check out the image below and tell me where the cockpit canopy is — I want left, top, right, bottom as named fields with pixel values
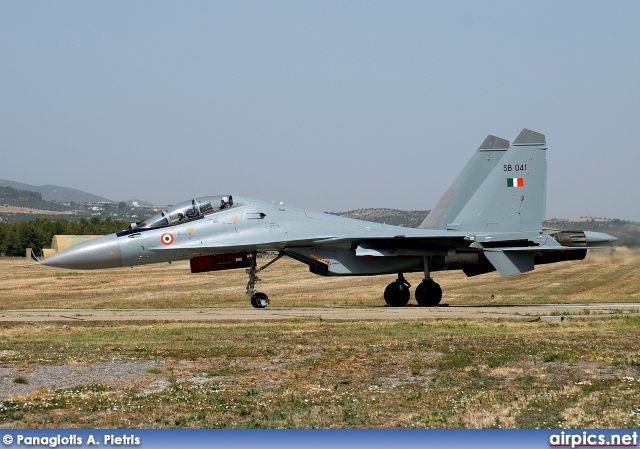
left=134, top=195, right=233, bottom=230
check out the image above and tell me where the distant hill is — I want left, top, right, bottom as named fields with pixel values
left=0, top=179, right=113, bottom=203
left=0, top=179, right=155, bottom=206
left=333, top=208, right=430, bottom=228
left=333, top=209, right=640, bottom=246
left=0, top=186, right=71, bottom=212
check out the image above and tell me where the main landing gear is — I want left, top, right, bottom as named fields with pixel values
left=384, top=274, right=411, bottom=307
left=384, top=257, right=442, bottom=307
left=246, top=252, right=284, bottom=309
left=414, top=279, right=442, bottom=307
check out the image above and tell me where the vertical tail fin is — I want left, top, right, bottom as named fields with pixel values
left=420, top=134, right=510, bottom=229
left=451, top=129, right=547, bottom=233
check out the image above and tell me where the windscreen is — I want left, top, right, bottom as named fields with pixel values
left=137, top=195, right=233, bottom=229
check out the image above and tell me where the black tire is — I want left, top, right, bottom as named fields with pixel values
left=384, top=281, right=410, bottom=307
left=251, top=292, right=269, bottom=309
left=415, top=280, right=442, bottom=307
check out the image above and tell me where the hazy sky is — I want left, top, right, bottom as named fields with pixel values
left=2, top=1, right=639, bottom=221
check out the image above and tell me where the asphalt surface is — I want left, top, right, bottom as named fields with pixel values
left=1, top=303, right=639, bottom=322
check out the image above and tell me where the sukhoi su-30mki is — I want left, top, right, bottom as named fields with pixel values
left=43, top=129, right=617, bottom=308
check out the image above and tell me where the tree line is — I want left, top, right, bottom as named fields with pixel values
left=0, top=217, right=128, bottom=257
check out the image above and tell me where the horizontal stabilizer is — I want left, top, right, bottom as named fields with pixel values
left=483, top=250, right=534, bottom=276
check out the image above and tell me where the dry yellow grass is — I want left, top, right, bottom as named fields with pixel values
left=0, top=248, right=638, bottom=309
left=2, top=318, right=640, bottom=428
left=2, top=249, right=639, bottom=429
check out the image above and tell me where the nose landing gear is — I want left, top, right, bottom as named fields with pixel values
left=246, top=252, right=284, bottom=309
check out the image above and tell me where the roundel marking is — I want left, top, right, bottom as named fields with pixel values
left=161, top=233, right=174, bottom=245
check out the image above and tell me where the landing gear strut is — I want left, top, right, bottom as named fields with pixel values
left=246, top=252, right=284, bottom=308
left=384, top=273, right=411, bottom=307
left=415, top=256, right=442, bottom=307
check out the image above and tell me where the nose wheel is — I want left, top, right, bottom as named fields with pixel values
left=250, top=292, right=269, bottom=308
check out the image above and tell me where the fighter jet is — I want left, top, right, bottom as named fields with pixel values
left=42, top=129, right=617, bottom=308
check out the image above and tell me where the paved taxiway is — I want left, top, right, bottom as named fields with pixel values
left=1, top=303, right=639, bottom=322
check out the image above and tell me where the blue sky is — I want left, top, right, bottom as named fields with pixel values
left=1, top=1, right=639, bottom=220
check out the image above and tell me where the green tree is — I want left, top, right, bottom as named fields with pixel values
left=0, top=217, right=128, bottom=256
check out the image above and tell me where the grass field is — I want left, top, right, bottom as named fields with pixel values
left=0, top=248, right=638, bottom=309
left=1, top=319, right=640, bottom=428
left=1, top=249, right=639, bottom=429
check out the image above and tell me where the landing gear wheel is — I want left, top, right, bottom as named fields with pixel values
left=384, top=281, right=410, bottom=307
left=245, top=253, right=284, bottom=309
left=415, top=280, right=442, bottom=307
left=250, top=292, right=269, bottom=309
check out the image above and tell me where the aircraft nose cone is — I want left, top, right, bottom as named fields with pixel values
left=41, top=234, right=123, bottom=269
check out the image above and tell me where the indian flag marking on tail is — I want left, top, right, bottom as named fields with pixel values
left=507, top=177, right=524, bottom=187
